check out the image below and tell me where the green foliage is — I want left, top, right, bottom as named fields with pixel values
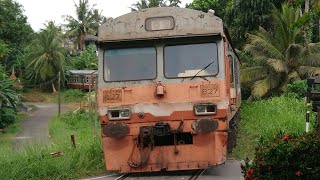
left=186, top=0, right=232, bottom=18
left=0, top=63, right=4, bottom=80
left=0, top=63, right=19, bottom=129
left=0, top=78, right=20, bottom=109
left=72, top=45, right=97, bottom=70
left=0, top=107, right=16, bottom=129
left=241, top=132, right=320, bottom=179
left=241, top=4, right=320, bottom=98
left=226, top=0, right=285, bottom=47
left=62, top=89, right=85, bottom=103
left=284, top=80, right=307, bottom=99
left=131, top=0, right=181, bottom=11
left=64, top=0, right=106, bottom=50
left=0, top=111, right=104, bottom=179
left=0, top=40, right=10, bottom=60
left=0, top=113, right=27, bottom=146
left=25, top=22, right=67, bottom=91
left=60, top=111, right=87, bottom=128
left=233, top=96, right=308, bottom=159
left=0, top=0, right=33, bottom=72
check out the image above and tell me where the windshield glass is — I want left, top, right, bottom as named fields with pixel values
left=104, top=47, right=156, bottom=81
left=164, top=43, right=219, bottom=78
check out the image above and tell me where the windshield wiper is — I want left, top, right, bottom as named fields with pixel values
left=190, top=60, right=214, bottom=80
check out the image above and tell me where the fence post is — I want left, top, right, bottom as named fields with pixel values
left=71, top=135, right=76, bottom=148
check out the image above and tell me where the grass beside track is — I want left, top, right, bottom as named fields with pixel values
left=0, top=113, right=28, bottom=146
left=0, top=111, right=105, bottom=180
left=0, top=96, right=309, bottom=179
left=22, top=89, right=87, bottom=104
left=232, top=96, right=310, bottom=159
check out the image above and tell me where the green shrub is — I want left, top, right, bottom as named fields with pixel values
left=284, top=80, right=307, bottom=99
left=0, top=111, right=104, bottom=179
left=72, top=45, right=98, bottom=70
left=232, top=96, right=311, bottom=159
left=0, top=108, right=16, bottom=129
left=0, top=139, right=104, bottom=180
left=60, top=111, right=87, bottom=128
left=63, top=89, right=85, bottom=102
left=241, top=132, right=320, bottom=180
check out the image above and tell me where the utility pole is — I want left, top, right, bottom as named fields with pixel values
left=94, top=75, right=98, bottom=138
left=88, top=72, right=97, bottom=126
left=88, top=75, right=91, bottom=125
left=58, top=71, right=61, bottom=116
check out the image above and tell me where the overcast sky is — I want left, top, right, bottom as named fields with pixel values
left=16, top=0, right=193, bottom=31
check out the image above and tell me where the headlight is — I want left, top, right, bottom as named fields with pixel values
left=194, top=104, right=216, bottom=115
left=107, top=108, right=131, bottom=120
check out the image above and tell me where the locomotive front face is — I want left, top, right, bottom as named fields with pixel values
left=97, top=7, right=241, bottom=173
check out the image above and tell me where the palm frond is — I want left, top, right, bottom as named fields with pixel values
left=244, top=31, right=284, bottom=60
left=267, top=58, right=288, bottom=73
left=240, top=66, right=268, bottom=82
left=288, top=70, right=301, bottom=81
left=298, top=66, right=320, bottom=78
left=252, top=75, right=281, bottom=97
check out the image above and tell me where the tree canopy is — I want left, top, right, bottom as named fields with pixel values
left=186, top=0, right=232, bottom=18
left=72, top=44, right=97, bottom=70
left=64, top=0, right=105, bottom=50
left=25, top=22, right=67, bottom=92
left=0, top=0, right=33, bottom=72
left=131, top=0, right=181, bottom=11
left=226, top=0, right=285, bottom=47
left=242, top=4, right=320, bottom=97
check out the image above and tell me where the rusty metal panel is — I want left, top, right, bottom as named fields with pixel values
left=98, top=7, right=223, bottom=42
left=200, top=84, right=220, bottom=97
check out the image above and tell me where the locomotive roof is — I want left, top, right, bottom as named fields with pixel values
left=97, top=7, right=224, bottom=42
left=68, top=70, right=98, bottom=75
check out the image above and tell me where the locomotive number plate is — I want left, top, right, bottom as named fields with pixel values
left=103, top=90, right=122, bottom=103
left=200, top=84, right=219, bottom=97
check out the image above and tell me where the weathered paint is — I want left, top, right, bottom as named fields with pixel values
left=102, top=130, right=228, bottom=173
left=98, top=7, right=223, bottom=42
left=97, top=7, right=241, bottom=173
left=98, top=80, right=228, bottom=116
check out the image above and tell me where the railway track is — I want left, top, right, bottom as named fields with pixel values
left=114, top=173, right=131, bottom=180
left=114, top=169, right=206, bottom=180
left=188, top=169, right=205, bottom=180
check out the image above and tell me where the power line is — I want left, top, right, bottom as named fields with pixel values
left=22, top=74, right=60, bottom=88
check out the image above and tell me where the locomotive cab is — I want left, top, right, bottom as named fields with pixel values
left=97, top=7, right=241, bottom=173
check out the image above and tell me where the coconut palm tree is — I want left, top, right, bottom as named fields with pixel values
left=241, top=4, right=320, bottom=97
left=25, top=22, right=66, bottom=92
left=64, top=0, right=105, bottom=50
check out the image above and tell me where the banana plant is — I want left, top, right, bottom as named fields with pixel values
left=0, top=79, right=19, bottom=109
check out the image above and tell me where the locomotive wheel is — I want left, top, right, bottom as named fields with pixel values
left=227, top=111, right=240, bottom=153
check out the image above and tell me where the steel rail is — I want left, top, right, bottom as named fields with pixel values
left=114, top=173, right=131, bottom=180
left=188, top=169, right=205, bottom=180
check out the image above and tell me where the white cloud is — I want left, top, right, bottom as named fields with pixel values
left=16, top=0, right=193, bottom=31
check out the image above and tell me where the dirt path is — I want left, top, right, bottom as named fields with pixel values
left=14, top=103, right=68, bottom=148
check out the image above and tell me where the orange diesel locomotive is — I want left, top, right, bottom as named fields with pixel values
left=97, top=7, right=241, bottom=173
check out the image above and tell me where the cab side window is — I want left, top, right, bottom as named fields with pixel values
left=228, top=55, right=234, bottom=86
left=235, top=58, right=240, bottom=88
